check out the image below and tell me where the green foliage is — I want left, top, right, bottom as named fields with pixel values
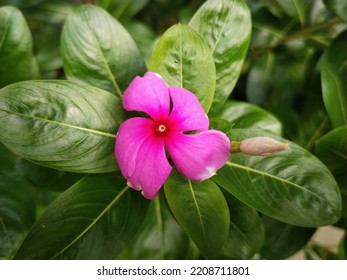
left=0, top=0, right=346, bottom=260
left=149, top=23, right=216, bottom=112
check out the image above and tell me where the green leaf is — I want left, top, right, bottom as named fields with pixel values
left=209, top=118, right=232, bottom=134
left=0, top=0, right=46, bottom=8
left=148, top=23, right=216, bottom=112
left=164, top=171, right=229, bottom=258
left=320, top=30, right=347, bottom=127
left=0, top=143, right=35, bottom=259
left=315, top=126, right=347, bottom=175
left=219, top=101, right=283, bottom=135
left=0, top=80, right=124, bottom=173
left=260, top=216, right=316, bottom=259
left=96, top=0, right=149, bottom=20
left=323, top=0, right=347, bottom=21
left=217, top=193, right=264, bottom=259
left=14, top=173, right=149, bottom=259
left=61, top=5, right=146, bottom=97
left=189, top=0, right=251, bottom=115
left=119, top=195, right=191, bottom=260
left=213, top=129, right=341, bottom=227
left=0, top=6, right=38, bottom=88
left=276, top=0, right=311, bottom=24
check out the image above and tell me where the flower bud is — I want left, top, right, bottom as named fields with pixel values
left=239, top=137, right=289, bottom=156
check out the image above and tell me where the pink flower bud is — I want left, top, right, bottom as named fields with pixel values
left=239, top=137, right=289, bottom=156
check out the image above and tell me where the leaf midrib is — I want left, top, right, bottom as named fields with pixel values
left=51, top=186, right=129, bottom=259
left=226, top=161, right=332, bottom=206
left=0, top=108, right=116, bottom=139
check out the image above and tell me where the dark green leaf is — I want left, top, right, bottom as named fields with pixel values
left=0, top=0, right=46, bottom=8
left=276, top=0, right=312, bottom=24
left=149, top=23, right=216, bottom=112
left=164, top=171, right=229, bottom=258
left=315, top=126, right=347, bottom=175
left=209, top=118, right=232, bottom=134
left=96, top=0, right=149, bottom=20
left=0, top=6, right=38, bottom=88
left=14, top=173, right=149, bottom=259
left=61, top=5, right=146, bottom=97
left=189, top=0, right=251, bottom=115
left=0, top=80, right=124, bottom=173
left=217, top=193, right=264, bottom=259
left=323, top=0, right=347, bottom=21
left=219, top=101, right=282, bottom=135
left=0, top=143, right=35, bottom=259
left=213, top=129, right=341, bottom=227
left=320, top=30, right=347, bottom=127
left=260, top=216, right=316, bottom=259
left=119, top=195, right=191, bottom=259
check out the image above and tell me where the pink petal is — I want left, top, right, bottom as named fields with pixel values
left=115, top=117, right=172, bottom=199
left=115, top=117, right=155, bottom=179
left=122, top=72, right=170, bottom=122
left=167, top=86, right=209, bottom=132
left=166, top=131, right=230, bottom=181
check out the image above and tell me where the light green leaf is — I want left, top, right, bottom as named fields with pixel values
left=149, top=23, right=216, bottom=112
left=315, top=126, right=347, bottom=175
left=213, top=129, right=341, bottom=227
left=0, top=80, right=124, bottom=173
left=189, top=0, right=251, bottom=114
left=260, top=216, right=316, bottom=259
left=219, top=100, right=282, bottom=135
left=0, top=6, right=38, bottom=88
left=217, top=193, right=264, bottom=259
left=14, top=173, right=149, bottom=259
left=320, top=30, right=347, bottom=127
left=61, top=5, right=146, bottom=97
left=164, top=171, right=229, bottom=258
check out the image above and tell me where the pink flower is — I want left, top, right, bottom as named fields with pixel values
left=115, top=72, right=230, bottom=199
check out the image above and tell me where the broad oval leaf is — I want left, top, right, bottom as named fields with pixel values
left=0, top=6, right=38, bottom=88
left=164, top=171, right=230, bottom=258
left=119, top=195, right=191, bottom=260
left=220, top=101, right=282, bottom=135
left=323, top=0, right=347, bottom=21
left=315, top=126, right=347, bottom=175
left=14, top=173, right=149, bottom=259
left=148, top=23, right=216, bottom=112
left=61, top=5, right=146, bottom=97
left=189, top=0, right=251, bottom=115
left=0, top=80, right=124, bottom=173
left=260, top=215, right=316, bottom=259
left=217, top=193, right=264, bottom=260
left=320, top=30, right=347, bottom=127
left=213, top=129, right=341, bottom=227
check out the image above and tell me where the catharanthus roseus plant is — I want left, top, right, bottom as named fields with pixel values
left=115, top=72, right=230, bottom=199
left=0, top=0, right=345, bottom=261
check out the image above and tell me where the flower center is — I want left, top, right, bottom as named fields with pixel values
left=156, top=123, right=167, bottom=133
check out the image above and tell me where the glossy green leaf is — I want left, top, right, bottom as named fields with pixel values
left=213, top=129, right=341, bottom=227
left=320, top=30, right=347, bottom=127
left=61, top=5, right=146, bottom=97
left=315, top=126, right=347, bottom=175
left=217, top=193, right=264, bottom=259
left=209, top=118, right=232, bottom=134
left=189, top=0, right=251, bottom=114
left=119, top=195, right=191, bottom=260
left=0, top=80, right=124, bottom=173
left=149, top=23, right=216, bottom=112
left=14, top=173, right=149, bottom=259
left=323, top=0, right=347, bottom=21
left=260, top=216, right=316, bottom=259
left=219, top=101, right=282, bottom=135
left=0, top=6, right=38, bottom=88
left=164, top=171, right=229, bottom=258
left=0, top=143, right=35, bottom=259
